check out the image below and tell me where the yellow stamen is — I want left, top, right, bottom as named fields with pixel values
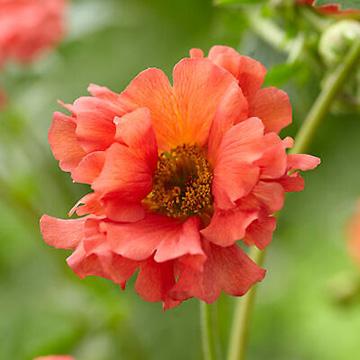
left=144, top=144, right=213, bottom=219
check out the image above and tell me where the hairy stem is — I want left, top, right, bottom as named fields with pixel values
left=201, top=302, right=220, bottom=360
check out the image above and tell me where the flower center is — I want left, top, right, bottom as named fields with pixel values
left=144, top=144, right=213, bottom=219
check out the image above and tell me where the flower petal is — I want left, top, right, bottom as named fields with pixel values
left=278, top=173, right=305, bottom=192
left=69, top=248, right=138, bottom=287
left=88, top=83, right=121, bottom=103
left=73, top=97, right=117, bottom=152
left=71, top=151, right=105, bottom=184
left=101, top=195, right=145, bottom=222
left=48, top=112, right=86, bottom=172
left=119, top=67, right=180, bottom=150
left=208, top=46, right=267, bottom=97
left=172, top=57, right=239, bottom=147
left=171, top=242, right=265, bottom=303
left=252, top=181, right=285, bottom=213
left=255, top=133, right=288, bottom=179
left=135, top=258, right=180, bottom=309
left=201, top=208, right=258, bottom=247
left=106, top=215, right=203, bottom=262
left=244, top=216, right=276, bottom=249
left=154, top=217, right=203, bottom=262
left=287, top=154, right=321, bottom=171
left=249, top=87, right=292, bottom=133
left=207, top=83, right=248, bottom=163
left=92, top=143, right=153, bottom=200
left=67, top=218, right=138, bottom=287
left=114, top=107, right=158, bottom=168
left=92, top=110, right=158, bottom=200
left=212, top=118, right=265, bottom=208
left=189, top=48, right=204, bottom=58
left=69, top=193, right=104, bottom=217
left=40, top=215, right=86, bottom=250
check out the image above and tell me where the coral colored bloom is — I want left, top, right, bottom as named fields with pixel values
left=0, top=0, right=66, bottom=66
left=347, top=201, right=360, bottom=265
left=40, top=46, right=320, bottom=308
left=298, top=0, right=360, bottom=15
left=34, top=356, right=74, bottom=360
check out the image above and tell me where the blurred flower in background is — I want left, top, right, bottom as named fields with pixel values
left=347, top=201, right=360, bottom=266
left=0, top=0, right=67, bottom=66
left=34, top=356, right=74, bottom=360
left=298, top=0, right=360, bottom=15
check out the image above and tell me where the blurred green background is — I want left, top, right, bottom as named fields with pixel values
left=1, top=0, right=360, bottom=359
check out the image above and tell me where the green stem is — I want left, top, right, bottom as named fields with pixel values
left=292, top=39, right=360, bottom=154
left=226, top=39, right=360, bottom=360
left=200, top=302, right=218, bottom=360
left=227, top=248, right=265, bottom=360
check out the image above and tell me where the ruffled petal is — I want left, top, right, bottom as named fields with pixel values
left=73, top=97, right=117, bottom=152
left=92, top=109, right=157, bottom=200
left=119, top=67, right=180, bottom=150
left=278, top=173, right=305, bottom=192
left=252, top=181, right=285, bottom=213
left=212, top=118, right=265, bottom=209
left=92, top=143, right=154, bottom=200
left=249, top=87, right=292, bottom=133
left=135, top=258, right=180, bottom=310
left=40, top=215, right=86, bottom=250
left=207, top=83, right=248, bottom=163
left=171, top=242, right=265, bottom=303
left=120, top=58, right=240, bottom=150
left=189, top=48, right=204, bottom=58
left=244, top=216, right=276, bottom=249
left=88, top=83, right=122, bottom=103
left=101, top=195, right=145, bottom=222
left=208, top=45, right=267, bottom=97
left=71, top=151, right=105, bottom=184
left=69, top=193, right=104, bottom=217
left=48, top=112, right=86, bottom=172
left=287, top=154, right=321, bottom=171
left=114, top=108, right=158, bottom=168
left=172, top=58, right=239, bottom=147
left=201, top=208, right=258, bottom=247
left=67, top=219, right=138, bottom=287
left=105, top=215, right=203, bottom=262
left=255, top=133, right=288, bottom=179
left=154, top=217, right=203, bottom=262
left=68, top=246, right=138, bottom=287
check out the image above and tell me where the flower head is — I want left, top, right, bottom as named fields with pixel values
left=0, top=0, right=67, bottom=66
left=40, top=46, right=320, bottom=309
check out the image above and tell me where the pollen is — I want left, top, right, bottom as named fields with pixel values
left=144, top=144, right=213, bottom=219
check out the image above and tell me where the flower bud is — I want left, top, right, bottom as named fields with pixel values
left=319, top=20, right=360, bottom=67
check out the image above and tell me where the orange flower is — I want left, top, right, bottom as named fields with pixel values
left=40, top=46, right=320, bottom=308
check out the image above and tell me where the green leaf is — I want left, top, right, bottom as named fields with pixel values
left=264, top=62, right=302, bottom=87
left=314, top=0, right=360, bottom=10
